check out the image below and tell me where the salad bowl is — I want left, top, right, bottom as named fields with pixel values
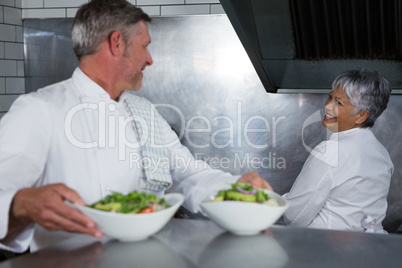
left=201, top=184, right=288, bottom=235
left=72, top=192, right=184, bottom=241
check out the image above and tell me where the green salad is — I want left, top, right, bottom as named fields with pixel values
left=211, top=182, right=278, bottom=206
left=87, top=190, right=169, bottom=214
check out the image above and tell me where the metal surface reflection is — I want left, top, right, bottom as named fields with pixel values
left=23, top=16, right=402, bottom=232
left=199, top=232, right=288, bottom=268
left=0, top=237, right=189, bottom=268
left=0, top=240, right=103, bottom=268
left=98, top=238, right=188, bottom=268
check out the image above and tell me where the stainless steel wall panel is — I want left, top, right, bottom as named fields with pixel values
left=24, top=18, right=77, bottom=93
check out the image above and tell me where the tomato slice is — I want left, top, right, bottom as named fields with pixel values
left=138, top=206, right=153, bottom=214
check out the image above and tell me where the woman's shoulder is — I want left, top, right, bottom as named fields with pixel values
left=339, top=128, right=387, bottom=152
left=338, top=128, right=392, bottom=168
left=308, top=128, right=386, bottom=167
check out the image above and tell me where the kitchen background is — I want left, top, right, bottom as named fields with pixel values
left=1, top=0, right=402, bottom=233
left=0, top=0, right=224, bottom=118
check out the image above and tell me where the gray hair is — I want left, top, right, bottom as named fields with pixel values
left=72, top=0, right=151, bottom=60
left=332, top=69, right=392, bottom=128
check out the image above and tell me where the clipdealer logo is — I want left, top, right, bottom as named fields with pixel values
left=63, top=101, right=301, bottom=170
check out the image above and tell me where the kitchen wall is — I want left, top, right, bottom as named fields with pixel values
left=0, top=0, right=225, bottom=118
left=0, top=0, right=24, bottom=119
left=21, top=0, right=225, bottom=18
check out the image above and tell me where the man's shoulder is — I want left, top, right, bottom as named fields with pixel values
left=16, top=78, right=79, bottom=110
left=8, top=78, right=77, bottom=119
left=33, top=78, right=75, bottom=101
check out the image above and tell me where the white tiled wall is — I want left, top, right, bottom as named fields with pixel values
left=0, top=0, right=226, bottom=116
left=21, top=0, right=225, bottom=18
left=0, top=0, right=23, bottom=118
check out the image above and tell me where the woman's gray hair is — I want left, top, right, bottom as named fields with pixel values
left=332, top=69, right=392, bottom=128
left=72, top=0, right=151, bottom=60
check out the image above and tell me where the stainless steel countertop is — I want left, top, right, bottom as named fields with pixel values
left=1, top=219, right=402, bottom=268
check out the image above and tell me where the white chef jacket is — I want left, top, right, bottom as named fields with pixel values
left=283, top=127, right=393, bottom=232
left=0, top=68, right=238, bottom=253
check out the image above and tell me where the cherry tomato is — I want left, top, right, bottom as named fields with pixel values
left=138, top=206, right=153, bottom=214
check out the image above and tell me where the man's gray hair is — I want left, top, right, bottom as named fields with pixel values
left=71, top=0, right=151, bottom=60
left=332, top=69, right=392, bottom=128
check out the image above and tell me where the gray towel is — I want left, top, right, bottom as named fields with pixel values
left=124, top=93, right=172, bottom=191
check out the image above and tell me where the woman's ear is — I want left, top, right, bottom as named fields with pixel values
left=356, top=110, right=370, bottom=124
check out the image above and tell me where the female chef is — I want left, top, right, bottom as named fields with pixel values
left=283, top=69, right=393, bottom=233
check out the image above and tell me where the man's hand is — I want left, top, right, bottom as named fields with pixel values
left=10, top=183, right=102, bottom=238
left=237, top=172, right=273, bottom=191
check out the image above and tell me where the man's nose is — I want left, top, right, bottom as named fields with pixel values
left=146, top=49, right=153, bottom=66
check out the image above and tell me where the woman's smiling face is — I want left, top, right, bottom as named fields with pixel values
left=322, top=86, right=364, bottom=132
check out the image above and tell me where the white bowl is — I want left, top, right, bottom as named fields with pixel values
left=72, top=193, right=184, bottom=241
left=200, top=190, right=288, bottom=235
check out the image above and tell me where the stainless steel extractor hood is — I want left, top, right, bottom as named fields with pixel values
left=220, top=0, right=402, bottom=93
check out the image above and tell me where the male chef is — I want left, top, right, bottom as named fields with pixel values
left=0, top=0, right=270, bottom=254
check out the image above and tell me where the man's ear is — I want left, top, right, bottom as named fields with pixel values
left=356, top=110, right=370, bottom=124
left=109, top=30, right=124, bottom=56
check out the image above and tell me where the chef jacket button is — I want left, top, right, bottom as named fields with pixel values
left=108, top=103, right=116, bottom=112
